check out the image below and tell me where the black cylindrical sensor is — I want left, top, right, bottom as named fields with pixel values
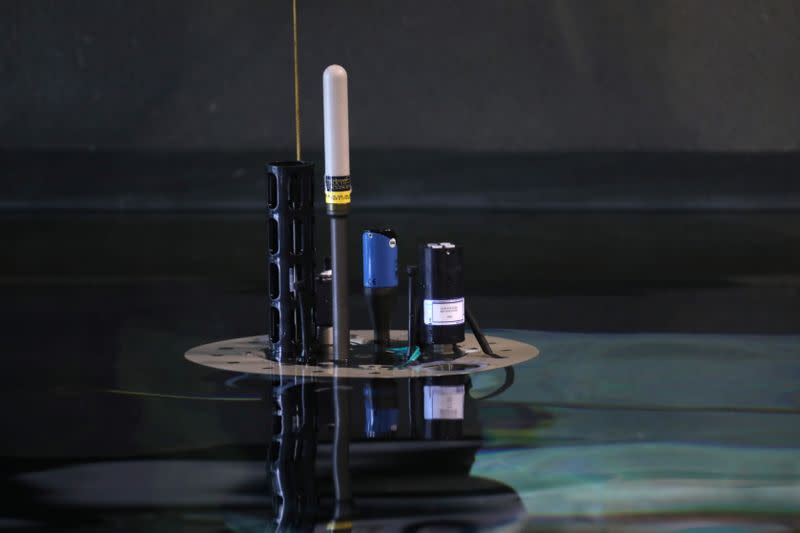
left=419, top=242, right=465, bottom=346
left=267, top=161, right=316, bottom=363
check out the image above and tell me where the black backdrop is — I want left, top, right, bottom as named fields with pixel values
left=1, top=2, right=800, bottom=330
left=3, top=0, right=800, bottom=152
left=2, top=1, right=800, bottom=211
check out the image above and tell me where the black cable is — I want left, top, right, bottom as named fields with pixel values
left=465, top=305, right=513, bottom=400
left=406, top=266, right=419, bottom=361
left=465, top=306, right=503, bottom=358
left=471, top=366, right=515, bottom=401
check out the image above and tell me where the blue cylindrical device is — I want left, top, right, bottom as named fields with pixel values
left=362, top=229, right=398, bottom=345
left=362, top=229, right=398, bottom=288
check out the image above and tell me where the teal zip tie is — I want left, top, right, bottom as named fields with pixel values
left=392, top=346, right=421, bottom=368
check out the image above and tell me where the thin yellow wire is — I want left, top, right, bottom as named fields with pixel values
left=104, top=389, right=259, bottom=402
left=292, top=0, right=301, bottom=160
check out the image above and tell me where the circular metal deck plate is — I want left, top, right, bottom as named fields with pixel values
left=185, top=330, right=538, bottom=379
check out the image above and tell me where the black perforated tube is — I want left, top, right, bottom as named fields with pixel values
left=266, top=161, right=316, bottom=363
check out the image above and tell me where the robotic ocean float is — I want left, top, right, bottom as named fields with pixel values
left=185, top=64, right=539, bottom=527
left=186, top=65, right=538, bottom=379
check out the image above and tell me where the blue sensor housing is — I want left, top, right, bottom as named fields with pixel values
left=362, top=229, right=398, bottom=288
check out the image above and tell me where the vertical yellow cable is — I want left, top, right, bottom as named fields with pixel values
left=292, top=0, right=301, bottom=160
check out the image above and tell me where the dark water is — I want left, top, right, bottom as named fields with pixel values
left=2, top=212, right=800, bottom=531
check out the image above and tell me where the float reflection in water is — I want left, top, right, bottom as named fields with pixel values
left=262, top=371, right=527, bottom=531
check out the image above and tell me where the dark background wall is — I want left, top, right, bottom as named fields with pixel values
left=3, top=0, right=800, bottom=152
left=2, top=0, right=800, bottom=323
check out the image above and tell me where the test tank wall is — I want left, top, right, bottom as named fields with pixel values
left=3, top=1, right=800, bottom=213
left=3, top=0, right=800, bottom=152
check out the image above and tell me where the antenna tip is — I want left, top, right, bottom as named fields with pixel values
left=324, top=64, right=347, bottom=82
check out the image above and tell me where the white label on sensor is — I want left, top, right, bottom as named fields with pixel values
left=424, top=385, right=465, bottom=420
left=423, top=297, right=465, bottom=326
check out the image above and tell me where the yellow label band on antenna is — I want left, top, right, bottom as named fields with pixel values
left=325, top=520, right=353, bottom=531
left=325, top=175, right=351, bottom=204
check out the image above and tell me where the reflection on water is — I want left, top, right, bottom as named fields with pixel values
left=4, top=326, right=800, bottom=530
left=472, top=329, right=800, bottom=530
